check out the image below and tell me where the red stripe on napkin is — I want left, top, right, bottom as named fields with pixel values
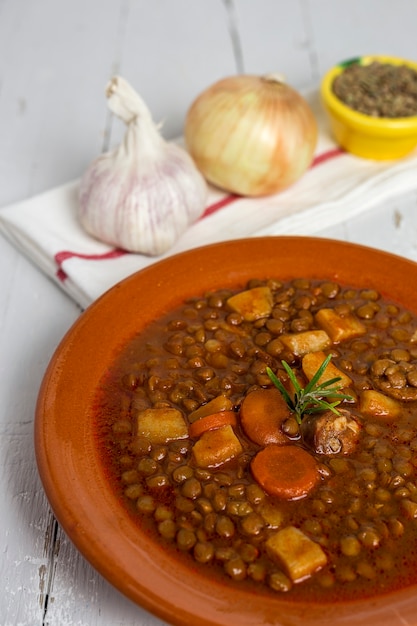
left=311, top=147, right=344, bottom=167
left=201, top=194, right=240, bottom=217
left=54, top=147, right=345, bottom=282
left=200, top=147, right=345, bottom=218
left=55, top=249, right=127, bottom=281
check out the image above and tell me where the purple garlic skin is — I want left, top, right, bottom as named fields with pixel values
left=79, top=76, right=207, bottom=256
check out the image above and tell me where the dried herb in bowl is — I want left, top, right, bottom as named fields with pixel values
left=332, top=61, right=417, bottom=118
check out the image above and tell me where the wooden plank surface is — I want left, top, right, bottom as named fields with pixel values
left=1, top=1, right=417, bottom=624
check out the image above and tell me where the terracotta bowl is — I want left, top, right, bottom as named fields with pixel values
left=35, top=236, right=417, bottom=626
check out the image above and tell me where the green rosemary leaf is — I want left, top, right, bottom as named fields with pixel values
left=316, top=376, right=343, bottom=390
left=265, top=366, right=294, bottom=408
left=303, top=354, right=333, bottom=394
left=266, top=355, right=353, bottom=423
left=280, top=360, right=302, bottom=394
left=309, top=398, right=341, bottom=413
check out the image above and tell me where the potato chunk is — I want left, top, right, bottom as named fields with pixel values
left=226, top=287, right=273, bottom=321
left=302, top=351, right=352, bottom=389
left=266, top=526, right=327, bottom=583
left=137, top=407, right=188, bottom=444
left=315, top=308, right=366, bottom=343
left=192, top=424, right=242, bottom=468
left=280, top=330, right=331, bottom=356
left=359, top=389, right=402, bottom=420
left=189, top=395, right=233, bottom=422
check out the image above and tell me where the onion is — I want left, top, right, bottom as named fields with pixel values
left=184, top=74, right=318, bottom=197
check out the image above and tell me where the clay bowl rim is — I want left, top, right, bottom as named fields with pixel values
left=35, top=236, right=417, bottom=626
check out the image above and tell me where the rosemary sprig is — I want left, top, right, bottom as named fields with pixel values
left=266, top=355, right=353, bottom=425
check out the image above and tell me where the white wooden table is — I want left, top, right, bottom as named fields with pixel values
left=1, top=2, right=417, bottom=624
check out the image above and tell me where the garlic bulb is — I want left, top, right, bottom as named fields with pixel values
left=185, top=74, right=318, bottom=197
left=79, top=76, right=207, bottom=256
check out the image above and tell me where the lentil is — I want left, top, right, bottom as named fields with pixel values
left=333, top=61, right=417, bottom=117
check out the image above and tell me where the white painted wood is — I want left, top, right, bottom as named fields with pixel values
left=233, top=0, right=320, bottom=87
left=309, top=0, right=417, bottom=74
left=320, top=189, right=417, bottom=261
left=0, top=0, right=417, bottom=624
left=114, top=0, right=237, bottom=140
left=0, top=0, right=123, bottom=205
left=0, top=235, right=81, bottom=626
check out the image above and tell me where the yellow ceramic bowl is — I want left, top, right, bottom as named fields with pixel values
left=321, top=55, right=417, bottom=159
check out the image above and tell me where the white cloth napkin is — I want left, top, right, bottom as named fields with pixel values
left=1, top=89, right=417, bottom=309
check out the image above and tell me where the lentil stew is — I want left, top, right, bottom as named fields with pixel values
left=35, top=237, right=417, bottom=625
left=96, top=276, right=417, bottom=602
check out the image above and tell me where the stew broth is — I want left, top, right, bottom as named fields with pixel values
left=95, top=278, right=417, bottom=602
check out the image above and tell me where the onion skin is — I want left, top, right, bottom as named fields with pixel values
left=185, top=75, right=318, bottom=197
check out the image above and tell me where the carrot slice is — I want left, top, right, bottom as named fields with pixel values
left=240, top=387, right=291, bottom=446
left=189, top=411, right=237, bottom=438
left=251, top=445, right=320, bottom=500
